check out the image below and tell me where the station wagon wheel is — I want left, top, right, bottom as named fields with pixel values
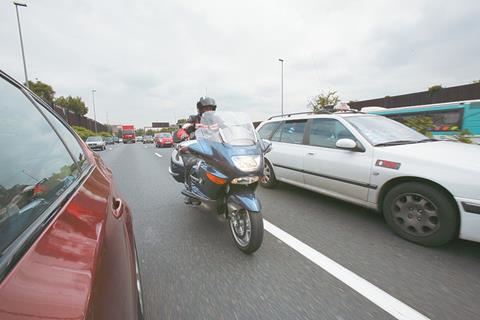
left=260, top=160, right=277, bottom=189
left=383, top=182, right=458, bottom=246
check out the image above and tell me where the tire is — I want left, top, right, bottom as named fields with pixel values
left=382, top=182, right=458, bottom=246
left=259, top=159, right=277, bottom=189
left=229, top=209, right=264, bottom=254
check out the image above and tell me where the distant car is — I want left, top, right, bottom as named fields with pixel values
left=105, top=137, right=115, bottom=145
left=113, top=136, right=119, bottom=143
left=86, top=136, right=106, bottom=151
left=119, top=138, right=123, bottom=143
left=257, top=110, right=480, bottom=246
left=143, top=135, right=154, bottom=144
left=136, top=136, right=143, bottom=143
left=0, top=70, right=144, bottom=320
left=155, top=132, right=173, bottom=148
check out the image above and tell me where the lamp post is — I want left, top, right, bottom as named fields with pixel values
left=92, top=89, right=97, bottom=133
left=13, top=2, right=29, bottom=88
left=278, top=58, right=284, bottom=115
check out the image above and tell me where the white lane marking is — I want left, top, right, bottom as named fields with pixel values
left=154, top=153, right=163, bottom=158
left=109, top=148, right=113, bottom=150
left=263, top=219, right=430, bottom=320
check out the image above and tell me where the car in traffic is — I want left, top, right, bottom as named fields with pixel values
left=113, top=136, right=120, bottom=143
left=136, top=136, right=143, bottom=143
left=86, top=135, right=106, bottom=151
left=0, top=70, right=144, bottom=319
left=155, top=132, right=173, bottom=148
left=105, top=136, right=115, bottom=145
left=143, top=135, right=154, bottom=144
left=257, top=109, right=480, bottom=246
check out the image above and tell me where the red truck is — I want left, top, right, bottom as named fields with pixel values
left=122, top=124, right=136, bottom=143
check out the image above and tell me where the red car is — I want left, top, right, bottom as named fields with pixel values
left=0, top=70, right=144, bottom=320
left=155, top=132, right=173, bottom=148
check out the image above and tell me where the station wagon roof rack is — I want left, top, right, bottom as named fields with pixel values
left=268, top=110, right=330, bottom=120
left=267, top=105, right=364, bottom=120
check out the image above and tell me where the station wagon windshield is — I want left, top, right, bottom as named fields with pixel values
left=346, top=115, right=428, bottom=146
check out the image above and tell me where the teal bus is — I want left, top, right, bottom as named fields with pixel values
left=362, top=100, right=480, bottom=141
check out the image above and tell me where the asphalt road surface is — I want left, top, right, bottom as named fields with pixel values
left=100, top=143, right=480, bottom=320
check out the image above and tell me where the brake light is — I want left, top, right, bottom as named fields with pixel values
left=206, top=172, right=227, bottom=185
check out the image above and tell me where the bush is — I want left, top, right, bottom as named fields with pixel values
left=455, top=130, right=473, bottom=144
left=72, top=126, right=95, bottom=141
left=403, top=117, right=434, bottom=137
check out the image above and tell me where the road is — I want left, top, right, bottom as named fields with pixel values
left=100, top=143, right=480, bottom=320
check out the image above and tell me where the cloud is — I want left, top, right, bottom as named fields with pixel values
left=1, top=0, right=479, bottom=127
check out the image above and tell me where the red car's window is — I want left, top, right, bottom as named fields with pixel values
left=0, top=79, right=81, bottom=254
left=33, top=96, right=88, bottom=170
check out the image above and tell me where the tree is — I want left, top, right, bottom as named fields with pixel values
left=307, top=91, right=340, bottom=113
left=177, top=118, right=187, bottom=125
left=28, top=80, right=55, bottom=105
left=145, top=129, right=155, bottom=136
left=135, top=129, right=145, bottom=136
left=55, top=96, right=89, bottom=116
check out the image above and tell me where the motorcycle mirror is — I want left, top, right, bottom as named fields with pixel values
left=260, top=139, right=272, bottom=153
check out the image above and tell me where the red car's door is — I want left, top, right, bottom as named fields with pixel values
left=0, top=72, right=143, bottom=320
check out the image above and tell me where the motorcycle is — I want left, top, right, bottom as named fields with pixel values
left=169, top=111, right=272, bottom=254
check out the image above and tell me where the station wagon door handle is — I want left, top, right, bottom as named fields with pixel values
left=307, top=152, right=315, bottom=156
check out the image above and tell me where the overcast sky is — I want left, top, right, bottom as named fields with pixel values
left=1, top=0, right=479, bottom=127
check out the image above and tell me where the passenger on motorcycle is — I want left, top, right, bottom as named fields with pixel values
left=175, top=97, right=217, bottom=204
left=175, top=96, right=217, bottom=143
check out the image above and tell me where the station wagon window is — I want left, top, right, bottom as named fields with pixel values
left=257, top=121, right=281, bottom=140
left=308, top=118, right=357, bottom=148
left=0, top=79, right=80, bottom=254
left=271, top=120, right=306, bottom=144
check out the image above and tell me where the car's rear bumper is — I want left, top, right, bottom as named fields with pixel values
left=456, top=197, right=480, bottom=243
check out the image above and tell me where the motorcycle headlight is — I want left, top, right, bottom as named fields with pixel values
left=231, top=155, right=261, bottom=172
left=231, top=176, right=259, bottom=185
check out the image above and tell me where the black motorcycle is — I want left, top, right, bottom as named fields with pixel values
left=169, top=111, right=271, bottom=254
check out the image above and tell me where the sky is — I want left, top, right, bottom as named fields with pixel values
left=1, top=0, right=479, bottom=128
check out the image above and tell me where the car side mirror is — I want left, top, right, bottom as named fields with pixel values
left=336, top=138, right=357, bottom=150
left=260, top=139, right=272, bottom=153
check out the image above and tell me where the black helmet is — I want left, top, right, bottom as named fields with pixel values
left=196, top=96, right=217, bottom=115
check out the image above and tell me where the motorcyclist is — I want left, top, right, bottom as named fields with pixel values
left=175, top=97, right=217, bottom=205
left=175, top=96, right=217, bottom=142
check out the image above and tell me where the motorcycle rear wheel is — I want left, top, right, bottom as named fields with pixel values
left=228, top=209, right=263, bottom=254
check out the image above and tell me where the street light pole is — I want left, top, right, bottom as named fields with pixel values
left=278, top=58, right=284, bottom=115
left=13, top=2, right=29, bottom=88
left=92, top=89, right=97, bottom=133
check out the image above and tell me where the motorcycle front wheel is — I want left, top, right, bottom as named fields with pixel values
left=228, top=209, right=263, bottom=254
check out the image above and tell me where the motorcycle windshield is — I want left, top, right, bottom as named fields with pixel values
left=197, top=111, right=257, bottom=146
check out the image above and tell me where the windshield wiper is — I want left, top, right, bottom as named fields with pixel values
left=374, top=140, right=419, bottom=147
left=415, top=138, right=438, bottom=143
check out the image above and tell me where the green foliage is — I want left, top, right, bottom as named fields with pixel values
left=160, top=127, right=175, bottom=132
left=72, top=126, right=95, bottom=141
left=135, top=129, right=145, bottom=136
left=28, top=80, right=55, bottom=105
left=403, top=117, right=434, bottom=137
left=427, top=85, right=443, bottom=94
left=308, top=91, right=340, bottom=113
left=455, top=129, right=473, bottom=144
left=473, top=80, right=480, bottom=84
left=145, top=129, right=155, bottom=136
left=177, top=118, right=187, bottom=125
left=55, top=96, right=89, bottom=116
